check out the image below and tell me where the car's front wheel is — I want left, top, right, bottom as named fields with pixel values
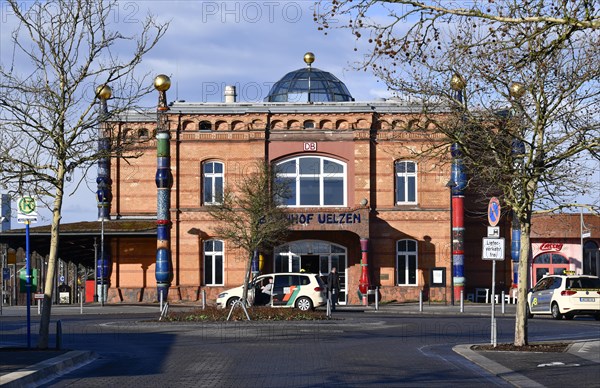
left=551, top=302, right=563, bottom=320
left=296, top=296, right=313, bottom=311
left=227, top=297, right=240, bottom=307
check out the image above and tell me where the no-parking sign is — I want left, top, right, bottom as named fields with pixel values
left=487, top=197, right=501, bottom=227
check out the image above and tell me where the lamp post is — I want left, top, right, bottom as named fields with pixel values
left=96, top=84, right=112, bottom=306
left=154, top=74, right=173, bottom=306
left=445, top=179, right=457, bottom=305
left=449, top=73, right=467, bottom=303
left=509, top=82, right=526, bottom=288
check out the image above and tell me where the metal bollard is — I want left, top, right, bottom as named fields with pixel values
left=202, top=289, right=206, bottom=310
left=419, top=290, right=423, bottom=312
left=460, top=290, right=464, bottom=313
left=375, top=286, right=379, bottom=311
left=501, top=291, right=505, bottom=314
left=56, top=320, right=62, bottom=350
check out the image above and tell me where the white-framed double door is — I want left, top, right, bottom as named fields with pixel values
left=274, top=240, right=347, bottom=304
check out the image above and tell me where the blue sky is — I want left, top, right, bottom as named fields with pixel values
left=0, top=1, right=390, bottom=226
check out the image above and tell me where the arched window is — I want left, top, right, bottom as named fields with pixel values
left=138, top=128, right=149, bottom=139
left=276, top=156, right=346, bottom=207
left=202, top=161, right=224, bottom=205
left=204, top=239, right=224, bottom=286
left=199, top=121, right=212, bottom=131
left=304, top=120, right=315, bottom=129
left=395, top=161, right=417, bottom=205
left=397, top=239, right=418, bottom=285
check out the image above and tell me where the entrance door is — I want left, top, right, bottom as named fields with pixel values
left=532, top=253, right=569, bottom=285
left=300, top=255, right=320, bottom=273
left=320, top=254, right=346, bottom=304
left=274, top=240, right=348, bottom=305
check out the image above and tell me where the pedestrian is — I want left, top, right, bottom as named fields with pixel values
left=327, top=267, right=340, bottom=311
left=259, top=277, right=273, bottom=305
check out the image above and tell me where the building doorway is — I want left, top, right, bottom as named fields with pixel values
left=583, top=241, right=599, bottom=277
left=274, top=240, right=347, bottom=304
left=532, top=252, right=570, bottom=285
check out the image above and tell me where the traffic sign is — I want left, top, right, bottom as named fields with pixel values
left=487, top=197, right=501, bottom=227
left=487, top=226, right=500, bottom=238
left=482, top=238, right=505, bottom=260
left=18, top=196, right=37, bottom=215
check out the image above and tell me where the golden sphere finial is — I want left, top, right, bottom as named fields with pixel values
left=509, top=82, right=526, bottom=99
left=450, top=73, right=466, bottom=91
left=304, top=52, right=315, bottom=65
left=154, top=74, right=171, bottom=92
left=96, top=85, right=112, bottom=100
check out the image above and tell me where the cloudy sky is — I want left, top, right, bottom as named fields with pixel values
left=1, top=1, right=390, bottom=226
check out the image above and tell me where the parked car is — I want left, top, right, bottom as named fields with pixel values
left=527, top=274, right=600, bottom=320
left=216, top=272, right=327, bottom=311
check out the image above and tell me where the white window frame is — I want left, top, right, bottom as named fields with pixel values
left=395, top=160, right=417, bottom=205
left=276, top=156, right=347, bottom=207
left=203, top=239, right=224, bottom=286
left=202, top=161, right=224, bottom=205
left=396, top=239, right=418, bottom=286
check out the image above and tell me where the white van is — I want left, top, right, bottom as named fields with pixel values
left=216, top=273, right=327, bottom=311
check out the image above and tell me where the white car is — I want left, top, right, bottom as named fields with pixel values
left=527, top=274, right=600, bottom=320
left=216, top=273, right=327, bottom=311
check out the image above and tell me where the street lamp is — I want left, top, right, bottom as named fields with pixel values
left=445, top=179, right=457, bottom=305
left=449, top=73, right=467, bottom=304
left=154, top=74, right=173, bottom=307
left=508, top=82, right=526, bottom=289
left=96, top=84, right=112, bottom=306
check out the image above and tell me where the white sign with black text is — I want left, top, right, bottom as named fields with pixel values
left=482, top=238, right=505, bottom=260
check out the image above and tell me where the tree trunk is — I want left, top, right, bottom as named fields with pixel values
left=241, top=252, right=253, bottom=306
left=37, top=191, right=64, bottom=349
left=513, top=223, right=531, bottom=346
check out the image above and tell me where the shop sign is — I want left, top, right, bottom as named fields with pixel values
left=539, top=243, right=563, bottom=252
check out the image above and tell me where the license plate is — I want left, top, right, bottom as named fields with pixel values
left=579, top=297, right=595, bottom=302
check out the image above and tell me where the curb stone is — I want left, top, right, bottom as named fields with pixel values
left=0, top=351, right=96, bottom=388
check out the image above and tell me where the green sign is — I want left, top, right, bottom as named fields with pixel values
left=18, top=196, right=37, bottom=215
left=19, top=268, right=39, bottom=292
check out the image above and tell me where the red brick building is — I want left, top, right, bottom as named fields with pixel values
left=103, top=57, right=516, bottom=305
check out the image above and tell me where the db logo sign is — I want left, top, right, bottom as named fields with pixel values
left=303, top=142, right=317, bottom=151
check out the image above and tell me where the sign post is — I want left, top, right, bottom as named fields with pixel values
left=17, top=196, right=38, bottom=348
left=485, top=197, right=504, bottom=347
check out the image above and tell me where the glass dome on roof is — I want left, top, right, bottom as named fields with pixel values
left=265, top=67, right=354, bottom=103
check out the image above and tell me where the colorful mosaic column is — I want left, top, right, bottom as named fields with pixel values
left=358, top=238, right=370, bottom=306
left=509, top=82, right=526, bottom=289
left=450, top=74, right=467, bottom=302
left=511, top=216, right=521, bottom=286
left=154, top=75, right=172, bottom=302
left=96, top=85, right=112, bottom=299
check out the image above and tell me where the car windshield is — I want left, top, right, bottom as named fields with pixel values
left=566, top=277, right=600, bottom=289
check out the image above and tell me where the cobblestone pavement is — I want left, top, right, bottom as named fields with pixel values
left=1, top=303, right=598, bottom=387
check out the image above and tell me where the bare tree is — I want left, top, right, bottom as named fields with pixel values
left=317, top=0, right=600, bottom=346
left=208, top=162, right=292, bottom=311
left=316, top=0, right=599, bottom=67
left=0, top=0, right=167, bottom=348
